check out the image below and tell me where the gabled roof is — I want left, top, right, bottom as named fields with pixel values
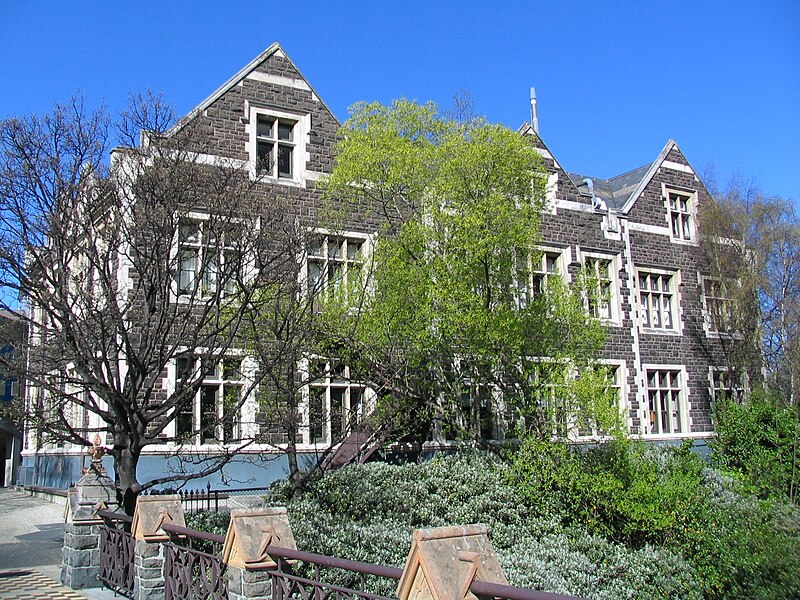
left=166, top=43, right=338, bottom=137
left=567, top=140, right=680, bottom=213
left=517, top=122, right=586, bottom=200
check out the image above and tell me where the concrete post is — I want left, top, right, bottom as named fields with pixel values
left=60, top=436, right=120, bottom=590
left=130, top=495, right=185, bottom=600
left=222, top=507, right=298, bottom=600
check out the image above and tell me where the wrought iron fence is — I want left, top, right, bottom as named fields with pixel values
left=143, top=484, right=272, bottom=515
left=162, top=522, right=227, bottom=600
left=98, top=509, right=135, bottom=598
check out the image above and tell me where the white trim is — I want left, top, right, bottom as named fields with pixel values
left=661, top=160, right=694, bottom=174
left=662, top=183, right=699, bottom=246
left=641, top=364, right=691, bottom=436
left=536, top=147, right=565, bottom=171
left=554, top=199, right=594, bottom=213
left=580, top=250, right=623, bottom=326
left=619, top=140, right=677, bottom=214
left=245, top=71, right=311, bottom=91
left=246, top=105, right=311, bottom=185
left=627, top=221, right=672, bottom=236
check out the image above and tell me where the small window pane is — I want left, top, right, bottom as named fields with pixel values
left=180, top=223, right=200, bottom=245
left=256, top=141, right=273, bottom=172
left=257, top=117, right=273, bottom=138
left=277, top=121, right=293, bottom=141
left=277, top=145, right=292, bottom=177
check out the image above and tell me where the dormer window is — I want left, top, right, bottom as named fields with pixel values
left=664, top=187, right=696, bottom=243
left=248, top=106, right=309, bottom=184
left=256, top=115, right=296, bottom=179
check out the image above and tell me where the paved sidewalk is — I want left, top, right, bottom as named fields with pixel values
left=0, top=489, right=118, bottom=599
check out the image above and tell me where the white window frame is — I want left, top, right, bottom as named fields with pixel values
left=246, top=105, right=310, bottom=185
left=515, top=246, right=567, bottom=308
left=171, top=354, right=251, bottom=445
left=172, top=212, right=257, bottom=302
left=580, top=251, right=621, bottom=325
left=662, top=184, right=697, bottom=244
left=302, top=357, right=373, bottom=446
left=304, top=230, right=372, bottom=310
left=574, top=360, right=627, bottom=440
left=709, top=367, right=747, bottom=404
left=637, top=267, right=681, bottom=334
left=643, top=365, right=690, bottom=437
left=701, top=275, right=739, bottom=337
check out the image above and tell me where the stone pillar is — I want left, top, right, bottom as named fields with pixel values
left=133, top=537, right=167, bottom=600
left=61, top=436, right=120, bottom=590
left=396, top=524, right=509, bottom=600
left=222, top=507, right=298, bottom=600
left=130, top=495, right=185, bottom=600
left=61, top=521, right=102, bottom=589
left=226, top=567, right=272, bottom=600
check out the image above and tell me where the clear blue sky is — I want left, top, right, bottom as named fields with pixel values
left=1, top=1, right=798, bottom=202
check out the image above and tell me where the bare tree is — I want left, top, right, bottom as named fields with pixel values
left=0, top=95, right=306, bottom=512
left=701, top=176, right=800, bottom=404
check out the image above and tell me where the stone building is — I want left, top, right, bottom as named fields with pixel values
left=20, top=44, right=743, bottom=488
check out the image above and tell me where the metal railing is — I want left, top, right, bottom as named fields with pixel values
left=98, top=510, right=135, bottom=598
left=94, top=505, right=581, bottom=600
left=470, top=579, right=581, bottom=600
left=264, top=544, right=402, bottom=600
left=162, top=522, right=227, bottom=600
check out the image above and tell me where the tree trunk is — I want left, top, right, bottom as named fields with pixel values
left=113, top=446, right=142, bottom=516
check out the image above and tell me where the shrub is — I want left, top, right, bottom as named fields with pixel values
left=710, top=389, right=800, bottom=501
left=507, top=438, right=706, bottom=548
left=277, top=451, right=699, bottom=599
left=677, top=469, right=800, bottom=599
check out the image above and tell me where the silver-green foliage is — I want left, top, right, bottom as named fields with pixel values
left=271, top=452, right=699, bottom=599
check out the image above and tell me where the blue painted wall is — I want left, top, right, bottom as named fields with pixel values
left=19, top=450, right=322, bottom=490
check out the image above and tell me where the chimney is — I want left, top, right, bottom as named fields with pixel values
left=529, top=87, right=539, bottom=135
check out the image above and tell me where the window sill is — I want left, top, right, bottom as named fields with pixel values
left=252, top=170, right=304, bottom=188
left=668, top=237, right=699, bottom=247
left=640, top=327, right=681, bottom=336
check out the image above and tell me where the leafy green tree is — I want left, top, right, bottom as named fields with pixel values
left=321, top=99, right=611, bottom=443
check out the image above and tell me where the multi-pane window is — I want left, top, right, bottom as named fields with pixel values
left=646, top=368, right=686, bottom=435
left=255, top=115, right=295, bottom=179
left=639, top=271, right=676, bottom=331
left=583, top=256, right=615, bottom=321
left=668, top=189, right=694, bottom=242
left=177, top=220, right=238, bottom=296
left=578, top=364, right=623, bottom=437
left=527, top=362, right=571, bottom=437
left=307, top=235, right=365, bottom=308
left=175, top=357, right=244, bottom=444
left=516, top=250, right=562, bottom=306
left=711, top=368, right=745, bottom=403
left=307, top=360, right=366, bottom=444
left=704, top=278, right=735, bottom=333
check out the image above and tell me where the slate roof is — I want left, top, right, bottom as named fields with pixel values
left=568, top=163, right=652, bottom=210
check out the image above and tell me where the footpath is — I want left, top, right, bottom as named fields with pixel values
left=0, top=488, right=116, bottom=599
